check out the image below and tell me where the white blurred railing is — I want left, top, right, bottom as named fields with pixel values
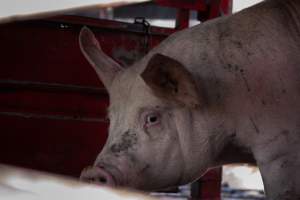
left=0, top=164, right=155, bottom=200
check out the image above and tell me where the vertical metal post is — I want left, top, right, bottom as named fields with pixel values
left=175, top=9, right=190, bottom=30
left=191, top=168, right=223, bottom=200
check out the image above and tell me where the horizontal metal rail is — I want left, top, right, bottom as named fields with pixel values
left=0, top=111, right=108, bottom=122
left=0, top=79, right=107, bottom=95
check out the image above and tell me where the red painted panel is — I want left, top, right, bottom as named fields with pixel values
left=0, top=17, right=169, bottom=87
left=0, top=115, right=108, bottom=177
left=0, top=16, right=170, bottom=178
left=0, top=82, right=108, bottom=119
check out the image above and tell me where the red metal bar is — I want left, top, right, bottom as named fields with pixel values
left=191, top=168, right=223, bottom=200
left=155, top=0, right=207, bottom=11
left=220, top=0, right=233, bottom=15
left=47, top=15, right=176, bottom=36
left=208, top=0, right=233, bottom=19
left=175, top=9, right=190, bottom=30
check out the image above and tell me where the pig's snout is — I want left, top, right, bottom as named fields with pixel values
left=80, top=166, right=116, bottom=187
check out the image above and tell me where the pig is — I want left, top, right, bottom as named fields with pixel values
left=79, top=0, right=300, bottom=199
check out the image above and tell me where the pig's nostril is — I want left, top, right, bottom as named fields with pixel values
left=80, top=166, right=116, bottom=186
left=98, top=177, right=107, bottom=183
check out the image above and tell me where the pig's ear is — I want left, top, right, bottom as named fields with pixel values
left=79, top=26, right=122, bottom=89
left=141, top=54, right=202, bottom=108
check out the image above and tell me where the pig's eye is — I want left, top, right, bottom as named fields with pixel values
left=145, top=113, right=160, bottom=127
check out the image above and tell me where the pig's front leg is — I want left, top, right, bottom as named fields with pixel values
left=257, top=150, right=300, bottom=200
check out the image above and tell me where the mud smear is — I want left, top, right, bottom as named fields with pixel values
left=110, top=130, right=138, bottom=154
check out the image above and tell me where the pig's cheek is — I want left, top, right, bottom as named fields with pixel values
left=143, top=125, right=164, bottom=139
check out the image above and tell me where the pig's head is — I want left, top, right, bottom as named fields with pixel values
left=79, top=27, right=217, bottom=191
